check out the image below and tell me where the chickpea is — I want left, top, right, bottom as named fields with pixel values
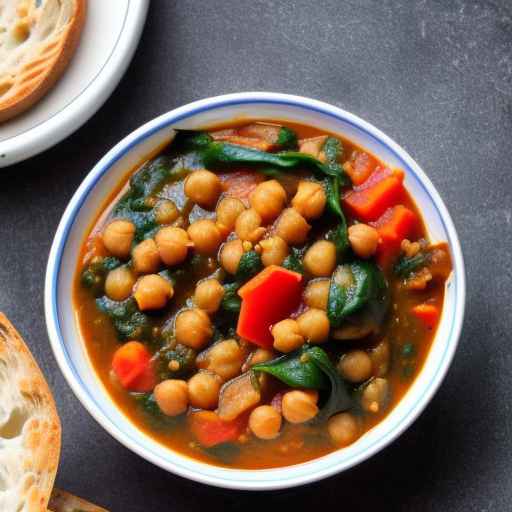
left=175, top=308, right=213, bottom=349
left=194, top=279, right=225, bottom=313
left=291, top=180, right=326, bottom=219
left=303, top=279, right=330, bottom=310
left=184, top=169, right=222, bottom=209
left=235, top=208, right=266, bottom=243
left=327, top=413, right=359, bottom=447
left=338, top=350, right=373, bottom=383
left=219, top=239, right=244, bottom=274
left=369, top=339, right=391, bottom=377
left=155, top=226, right=190, bottom=266
left=154, top=379, right=189, bottom=416
left=297, top=309, right=330, bottom=344
left=271, top=319, right=304, bottom=353
left=282, top=390, right=318, bottom=423
left=249, top=348, right=275, bottom=367
left=259, top=236, right=289, bottom=266
left=216, top=197, right=246, bottom=235
left=249, top=179, right=287, bottom=223
left=197, top=339, right=245, bottom=380
left=188, top=220, right=222, bottom=255
left=132, top=239, right=161, bottom=274
left=154, top=199, right=180, bottom=225
left=303, top=241, right=337, bottom=277
left=102, top=219, right=135, bottom=259
left=188, top=371, right=221, bottom=409
left=348, top=224, right=379, bottom=259
left=275, top=208, right=311, bottom=246
left=361, top=378, right=389, bottom=413
left=105, top=266, right=135, bottom=301
left=134, top=274, right=174, bottom=310
left=249, top=405, right=282, bottom=440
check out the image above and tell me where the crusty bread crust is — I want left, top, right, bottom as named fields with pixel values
left=49, top=487, right=108, bottom=512
left=0, top=0, right=87, bottom=123
left=0, top=313, right=61, bottom=512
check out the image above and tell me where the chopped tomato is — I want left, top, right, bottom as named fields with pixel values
left=111, top=341, right=155, bottom=392
left=343, top=167, right=405, bottom=222
left=411, top=303, right=440, bottom=330
left=371, top=205, right=418, bottom=268
left=237, top=266, right=303, bottom=348
left=189, top=410, right=248, bottom=448
left=219, top=170, right=264, bottom=199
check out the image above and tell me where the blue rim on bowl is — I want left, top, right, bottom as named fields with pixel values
left=45, top=92, right=466, bottom=490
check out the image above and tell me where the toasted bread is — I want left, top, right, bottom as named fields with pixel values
left=49, top=488, right=108, bottom=512
left=0, top=313, right=61, bottom=512
left=0, top=0, right=86, bottom=123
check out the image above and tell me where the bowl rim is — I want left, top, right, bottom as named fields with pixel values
left=45, top=92, right=466, bottom=490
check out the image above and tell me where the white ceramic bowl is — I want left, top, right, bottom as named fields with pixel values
left=45, top=92, right=465, bottom=490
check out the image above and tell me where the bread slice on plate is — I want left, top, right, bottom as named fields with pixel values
left=0, top=313, right=61, bottom=512
left=0, top=0, right=87, bottom=123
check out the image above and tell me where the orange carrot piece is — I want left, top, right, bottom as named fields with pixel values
left=412, top=303, right=440, bottom=329
left=189, top=410, right=248, bottom=448
left=343, top=167, right=405, bottom=222
left=219, top=170, right=265, bottom=199
left=111, top=341, right=155, bottom=392
left=371, top=205, right=418, bottom=268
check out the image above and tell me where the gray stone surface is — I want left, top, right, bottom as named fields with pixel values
left=0, top=0, right=511, bottom=509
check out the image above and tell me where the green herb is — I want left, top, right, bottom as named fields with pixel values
left=276, top=126, right=298, bottom=150
left=282, top=247, right=305, bottom=274
left=307, top=346, right=352, bottom=423
left=401, top=342, right=416, bottom=358
left=327, top=261, right=388, bottom=328
left=203, top=442, right=241, bottom=464
left=96, top=297, right=153, bottom=341
left=221, top=282, right=242, bottom=313
left=160, top=343, right=197, bottom=379
left=325, top=215, right=349, bottom=259
left=80, top=257, right=122, bottom=296
left=252, top=346, right=329, bottom=389
left=235, top=250, right=262, bottom=281
left=394, top=253, right=430, bottom=277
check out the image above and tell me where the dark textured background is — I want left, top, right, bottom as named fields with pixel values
left=1, top=1, right=511, bottom=510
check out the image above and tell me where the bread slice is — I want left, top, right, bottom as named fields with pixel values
left=49, top=487, right=108, bottom=512
left=0, top=0, right=87, bottom=123
left=0, top=313, right=61, bottom=512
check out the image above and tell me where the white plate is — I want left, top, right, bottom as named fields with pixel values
left=0, top=0, right=149, bottom=168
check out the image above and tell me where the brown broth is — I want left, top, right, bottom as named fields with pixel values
left=74, top=120, right=449, bottom=469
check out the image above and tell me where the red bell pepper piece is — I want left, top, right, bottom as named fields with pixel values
left=237, top=265, right=303, bottom=348
left=343, top=167, right=405, bottom=222
left=411, top=303, right=440, bottom=330
left=111, top=341, right=156, bottom=392
left=371, top=205, right=418, bottom=268
left=189, top=410, right=248, bottom=448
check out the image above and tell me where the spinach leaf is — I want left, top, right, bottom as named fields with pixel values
left=252, top=346, right=329, bottom=389
left=221, top=282, right=242, bottom=313
left=282, top=247, right=305, bottom=274
left=327, top=261, right=388, bottom=327
left=202, top=142, right=339, bottom=178
left=307, top=346, right=352, bottom=423
left=159, top=343, right=197, bottom=379
left=96, top=296, right=153, bottom=341
left=235, top=250, right=262, bottom=281
left=394, top=253, right=431, bottom=277
left=276, top=127, right=298, bottom=150
left=326, top=215, right=349, bottom=258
